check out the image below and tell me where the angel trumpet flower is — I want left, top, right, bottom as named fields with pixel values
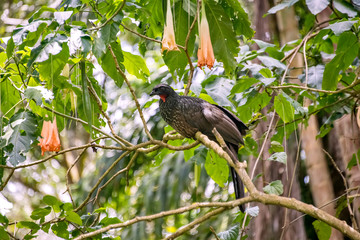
left=161, top=0, right=179, bottom=52
left=38, top=116, right=61, bottom=155
left=197, top=6, right=215, bottom=69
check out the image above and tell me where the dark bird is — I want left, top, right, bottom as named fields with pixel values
left=150, top=83, right=248, bottom=211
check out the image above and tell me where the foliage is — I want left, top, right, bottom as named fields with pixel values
left=0, top=0, right=359, bottom=239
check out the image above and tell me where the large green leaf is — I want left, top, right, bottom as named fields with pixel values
left=27, top=34, right=68, bottom=69
left=2, top=110, right=38, bottom=166
left=323, top=32, right=359, bottom=90
left=333, top=0, right=357, bottom=17
left=267, top=0, right=299, bottom=14
left=99, top=42, right=125, bottom=87
left=223, top=0, right=254, bottom=38
left=274, top=93, right=295, bottom=123
left=204, top=149, right=229, bottom=187
left=69, top=28, right=91, bottom=56
left=80, top=60, right=92, bottom=132
left=205, top=0, right=239, bottom=73
left=123, top=51, right=150, bottom=81
left=38, top=43, right=69, bottom=82
left=325, top=20, right=357, bottom=36
left=12, top=20, right=50, bottom=46
left=217, top=225, right=239, bottom=240
left=202, top=76, right=233, bottom=106
left=313, top=220, right=331, bottom=240
left=306, top=0, right=330, bottom=15
left=263, top=180, right=283, bottom=195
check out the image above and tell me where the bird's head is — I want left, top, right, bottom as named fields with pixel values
left=150, top=84, right=177, bottom=102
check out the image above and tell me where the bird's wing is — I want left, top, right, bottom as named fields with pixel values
left=212, top=105, right=248, bottom=135
left=201, top=103, right=244, bottom=145
left=180, top=98, right=243, bottom=145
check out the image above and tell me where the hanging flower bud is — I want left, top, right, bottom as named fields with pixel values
left=38, top=116, right=61, bottom=156
left=197, top=5, right=215, bottom=69
left=161, top=0, right=179, bottom=52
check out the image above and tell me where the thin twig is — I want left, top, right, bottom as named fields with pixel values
left=87, top=77, right=131, bottom=147
left=89, top=0, right=127, bottom=31
left=107, top=45, right=153, bottom=140
left=322, top=148, right=358, bottom=230
left=93, top=151, right=139, bottom=204
left=74, top=151, right=131, bottom=212
left=163, top=207, right=227, bottom=240
left=209, top=226, right=221, bottom=240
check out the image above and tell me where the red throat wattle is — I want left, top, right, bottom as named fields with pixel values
left=159, top=95, right=167, bottom=102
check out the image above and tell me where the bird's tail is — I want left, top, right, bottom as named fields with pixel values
left=228, top=144, right=245, bottom=212
left=230, top=167, right=245, bottom=212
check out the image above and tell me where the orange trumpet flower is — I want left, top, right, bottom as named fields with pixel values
left=161, top=0, right=179, bottom=52
left=197, top=5, right=215, bottom=69
left=38, top=116, right=61, bottom=156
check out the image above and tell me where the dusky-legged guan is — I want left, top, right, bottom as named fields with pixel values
left=150, top=84, right=248, bottom=211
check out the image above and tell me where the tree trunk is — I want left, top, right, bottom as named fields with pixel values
left=334, top=115, right=360, bottom=228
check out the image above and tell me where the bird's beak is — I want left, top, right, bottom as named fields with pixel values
left=150, top=89, right=156, bottom=96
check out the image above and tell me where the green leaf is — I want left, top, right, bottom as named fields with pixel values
left=0, top=214, right=9, bottom=226
left=257, top=56, right=286, bottom=71
left=6, top=38, right=14, bottom=59
left=25, top=86, right=54, bottom=105
left=43, top=195, right=60, bottom=206
left=24, top=88, right=44, bottom=105
left=333, top=0, right=357, bottom=17
left=263, top=180, right=283, bottom=195
left=203, top=76, right=234, bottom=106
left=69, top=28, right=91, bottom=56
left=237, top=89, right=271, bottom=123
left=347, top=149, right=360, bottom=170
left=30, top=207, right=51, bottom=220
left=80, top=60, right=93, bottom=132
left=325, top=20, right=357, bottom=36
left=54, top=11, right=73, bottom=25
left=204, top=149, right=229, bottom=187
left=123, top=51, right=149, bottom=81
left=270, top=141, right=284, bottom=153
left=12, top=20, right=50, bottom=46
left=194, top=163, right=201, bottom=187
left=222, top=0, right=254, bottom=38
left=27, top=34, right=68, bottom=66
left=268, top=152, right=287, bottom=164
left=189, top=145, right=207, bottom=165
left=17, top=221, right=40, bottom=232
left=231, top=78, right=259, bottom=94
left=205, top=0, right=239, bottom=73
left=99, top=42, right=125, bottom=87
left=99, top=217, right=121, bottom=226
left=51, top=222, right=69, bottom=239
left=267, top=0, right=299, bottom=14
left=65, top=211, right=83, bottom=225
left=2, top=110, right=38, bottom=166
left=217, top=225, right=239, bottom=240
left=28, top=6, right=56, bottom=22
left=323, top=32, right=359, bottom=90
left=0, top=226, right=9, bottom=240
left=306, top=0, right=330, bottom=15
left=312, top=220, right=331, bottom=240
left=306, top=65, right=325, bottom=89
left=274, top=94, right=295, bottom=123
left=245, top=206, right=259, bottom=217
left=38, top=43, right=69, bottom=82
